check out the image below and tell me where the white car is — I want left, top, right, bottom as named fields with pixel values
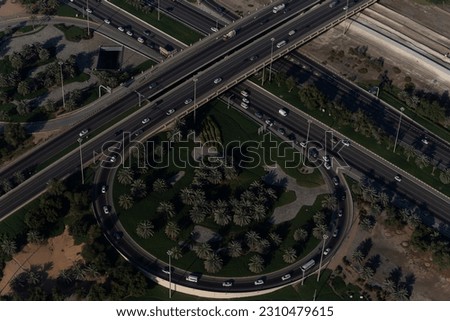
left=265, top=119, right=274, bottom=127
left=281, top=274, right=291, bottom=281
left=142, top=117, right=150, bottom=124
left=79, top=129, right=89, bottom=137
left=104, top=19, right=111, bottom=24
left=240, top=102, right=249, bottom=109
left=324, top=161, right=331, bottom=170
left=162, top=266, right=172, bottom=275
left=184, top=98, right=193, bottom=105
left=242, top=97, right=250, bottom=104
left=85, top=8, right=92, bottom=14
left=166, top=108, right=175, bottom=116
left=241, top=90, right=249, bottom=97
left=278, top=108, right=288, bottom=116
left=300, top=141, right=307, bottom=148
left=126, top=30, right=133, bottom=36
left=222, top=281, right=233, bottom=287
left=322, top=155, right=330, bottom=162
left=109, top=156, right=116, bottom=163
left=213, top=77, right=222, bottom=84
left=210, top=27, right=219, bottom=32
left=332, top=229, right=338, bottom=237
left=288, top=29, right=296, bottom=36
left=137, top=37, right=144, bottom=43
left=394, top=175, right=402, bottom=182
left=118, top=26, right=125, bottom=32
left=323, top=248, right=331, bottom=256
left=421, top=138, right=429, bottom=145
left=103, top=205, right=109, bottom=214
left=254, top=279, right=264, bottom=286
left=101, top=185, right=107, bottom=194
left=341, top=139, right=350, bottom=147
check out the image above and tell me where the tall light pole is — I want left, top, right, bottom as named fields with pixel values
left=317, top=234, right=329, bottom=282
left=167, top=250, right=172, bottom=299
left=193, top=77, right=198, bottom=123
left=306, top=119, right=312, bottom=142
left=58, top=61, right=65, bottom=111
left=393, top=107, right=405, bottom=153
left=77, top=138, right=85, bottom=184
left=269, top=37, right=275, bottom=82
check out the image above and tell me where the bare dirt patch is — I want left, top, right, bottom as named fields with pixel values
left=0, top=0, right=27, bottom=18
left=0, top=227, right=83, bottom=295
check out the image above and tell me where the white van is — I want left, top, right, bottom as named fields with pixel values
left=186, top=274, right=198, bottom=283
left=276, top=40, right=287, bottom=48
left=278, top=108, right=288, bottom=116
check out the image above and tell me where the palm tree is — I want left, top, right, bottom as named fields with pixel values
left=204, top=253, right=223, bottom=273
left=1, top=178, right=12, bottom=193
left=227, top=240, right=243, bottom=258
left=378, top=192, right=389, bottom=208
left=246, top=230, right=261, bottom=251
left=26, top=230, right=43, bottom=244
left=313, top=211, right=326, bottom=225
left=189, top=206, right=206, bottom=224
left=403, top=145, right=415, bottom=161
left=13, top=171, right=25, bottom=185
left=312, top=224, right=327, bottom=240
left=169, top=246, right=183, bottom=260
left=439, top=169, right=450, bottom=184
left=212, top=200, right=231, bottom=226
left=383, top=278, right=396, bottom=295
left=415, top=153, right=430, bottom=169
left=252, top=204, right=267, bottom=222
left=293, top=228, right=308, bottom=241
left=194, top=242, right=213, bottom=260
left=58, top=269, right=73, bottom=284
left=269, top=232, right=282, bottom=246
left=392, top=286, right=409, bottom=301
left=153, top=178, right=168, bottom=193
left=136, top=220, right=155, bottom=239
left=282, top=248, right=297, bottom=263
left=131, top=179, right=147, bottom=198
left=362, top=185, right=378, bottom=203
left=83, top=264, right=100, bottom=279
left=157, top=201, right=176, bottom=219
left=256, top=239, right=271, bottom=254
left=248, top=254, right=265, bottom=273
left=351, top=249, right=364, bottom=266
left=286, top=76, right=296, bottom=92
left=164, top=221, right=180, bottom=241
left=118, top=194, right=134, bottom=210
left=399, top=208, right=411, bottom=223
left=117, top=168, right=134, bottom=185
left=26, top=270, right=41, bottom=285
left=233, top=211, right=251, bottom=227
left=0, top=238, right=17, bottom=256
left=322, top=194, right=337, bottom=211
left=360, top=266, right=374, bottom=281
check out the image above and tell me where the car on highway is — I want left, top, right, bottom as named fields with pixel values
left=277, top=128, right=286, bottom=136
left=143, top=29, right=150, bottom=36
left=142, top=117, right=150, bottom=124
left=210, top=27, right=219, bottom=32
left=254, top=279, right=264, bottom=286
left=184, top=98, right=193, bottom=105
left=166, top=108, right=175, bottom=116
left=149, top=82, right=158, bottom=89
left=265, top=119, right=274, bottom=127
left=213, top=77, right=222, bottom=84
left=323, top=155, right=330, bottom=162
left=288, top=29, right=296, bottom=36
left=108, top=156, right=116, bottom=163
left=103, top=205, right=110, bottom=214
left=278, top=108, right=288, bottom=116
left=337, top=209, right=343, bottom=217
left=241, top=90, right=249, bottom=97
left=394, top=175, right=402, bottom=182
left=79, top=129, right=89, bottom=137
left=112, top=231, right=123, bottom=241
left=249, top=55, right=259, bottom=61
left=137, top=37, right=145, bottom=43
left=126, top=30, right=133, bottom=37
left=332, top=176, right=339, bottom=186
left=118, top=26, right=125, bottom=32
left=324, top=161, right=331, bottom=170
left=421, top=138, right=429, bottom=145
left=101, top=185, right=107, bottom=194
left=329, top=0, right=338, bottom=8
left=222, top=280, right=233, bottom=287
left=242, top=97, right=250, bottom=104
left=241, top=102, right=249, bottom=109
left=162, top=266, right=172, bottom=275
left=276, top=40, right=287, bottom=48
left=281, top=273, right=291, bottom=281
left=343, top=5, right=348, bottom=10
left=342, top=139, right=350, bottom=147
left=300, top=141, right=307, bottom=148
left=85, top=8, right=92, bottom=14
left=323, top=248, right=331, bottom=256
left=332, top=229, right=338, bottom=237
left=255, top=111, right=263, bottom=119
left=104, top=19, right=111, bottom=24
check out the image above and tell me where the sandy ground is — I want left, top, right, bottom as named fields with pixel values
left=216, top=0, right=270, bottom=15
left=0, top=227, right=83, bottom=295
left=327, top=206, right=450, bottom=300
left=0, top=0, right=27, bottom=18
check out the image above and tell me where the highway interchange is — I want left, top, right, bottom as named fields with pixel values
left=0, top=0, right=449, bottom=294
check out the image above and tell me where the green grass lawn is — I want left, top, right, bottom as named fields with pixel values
left=54, top=24, right=91, bottom=42
left=109, top=0, right=202, bottom=44
left=116, top=101, right=328, bottom=277
left=56, top=4, right=82, bottom=18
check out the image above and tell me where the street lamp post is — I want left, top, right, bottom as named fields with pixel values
left=77, top=138, right=85, bottom=184
left=393, top=107, right=405, bottom=153
left=193, top=77, right=198, bottom=123
left=58, top=61, right=65, bottom=111
left=306, top=119, right=312, bottom=142
left=167, top=250, right=172, bottom=299
left=269, top=37, right=275, bottom=82
left=316, top=234, right=329, bottom=282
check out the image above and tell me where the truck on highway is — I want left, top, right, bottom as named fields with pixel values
left=300, top=259, right=315, bottom=272
left=223, top=30, right=236, bottom=41
left=273, top=3, right=285, bottom=13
